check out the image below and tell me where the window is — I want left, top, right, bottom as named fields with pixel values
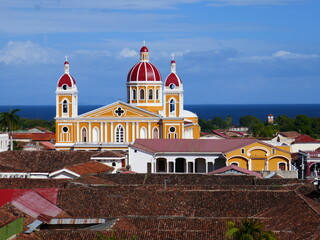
left=168, top=126, right=177, bottom=139
left=82, top=128, right=87, bottom=142
left=140, top=127, right=147, bottom=139
left=63, top=100, right=68, bottom=113
left=279, top=162, right=286, bottom=171
left=116, top=125, right=124, bottom=143
left=170, top=99, right=175, bottom=113
left=62, top=127, right=68, bottom=133
left=241, top=148, right=245, bottom=154
left=156, top=89, right=159, bottom=100
left=231, top=162, right=239, bottom=166
left=132, top=89, right=136, bottom=100
left=112, top=161, right=116, bottom=167
left=170, top=84, right=175, bottom=89
left=272, top=149, right=276, bottom=154
left=62, top=84, right=68, bottom=90
left=153, top=127, right=159, bottom=139
left=140, top=89, right=145, bottom=100
left=148, top=89, right=153, bottom=100
left=92, top=127, right=99, bottom=142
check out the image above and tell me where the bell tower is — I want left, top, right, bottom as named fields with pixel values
left=55, top=57, right=78, bottom=118
left=163, top=58, right=184, bottom=118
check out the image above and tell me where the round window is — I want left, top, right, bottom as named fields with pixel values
left=169, top=84, right=175, bottom=89
left=62, top=84, right=68, bottom=90
left=62, top=127, right=68, bottom=133
left=169, top=127, right=176, bottom=133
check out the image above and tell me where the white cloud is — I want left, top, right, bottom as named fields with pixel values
left=0, top=41, right=58, bottom=64
left=229, top=50, right=319, bottom=63
left=119, top=48, right=138, bottom=58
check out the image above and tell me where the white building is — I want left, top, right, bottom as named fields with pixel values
left=0, top=134, right=9, bottom=152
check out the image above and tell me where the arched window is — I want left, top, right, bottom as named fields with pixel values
left=132, top=89, right=136, bottom=100
left=116, top=125, right=124, bottom=143
left=279, top=162, right=286, bottom=171
left=140, top=89, right=145, bottom=100
left=153, top=127, right=159, bottom=139
left=156, top=89, right=159, bottom=100
left=140, top=127, right=147, bottom=139
left=92, top=127, right=99, bottom=142
left=82, top=128, right=87, bottom=142
left=170, top=99, right=175, bottom=113
left=63, top=100, right=68, bottom=113
left=148, top=89, right=153, bottom=100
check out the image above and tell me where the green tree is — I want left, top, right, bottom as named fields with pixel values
left=239, top=116, right=262, bottom=129
left=225, top=219, right=277, bottom=240
left=0, top=109, right=21, bottom=132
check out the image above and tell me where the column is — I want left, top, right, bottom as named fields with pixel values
left=110, top=122, right=114, bottom=142
left=88, top=122, right=92, bottom=142
left=76, top=122, right=79, bottom=142
left=193, top=160, right=195, bottom=173
left=148, top=122, right=151, bottom=139
left=126, top=122, right=129, bottom=143
left=132, top=122, right=135, bottom=142
left=136, top=122, right=139, bottom=139
left=100, top=122, right=104, bottom=143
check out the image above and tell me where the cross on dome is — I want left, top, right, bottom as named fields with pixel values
left=65, top=55, right=68, bottom=62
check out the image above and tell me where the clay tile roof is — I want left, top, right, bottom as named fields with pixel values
left=131, top=139, right=258, bottom=154
left=91, top=151, right=126, bottom=158
left=208, top=165, right=262, bottom=178
left=0, top=208, right=18, bottom=227
left=293, top=134, right=320, bottom=143
left=279, top=131, right=301, bottom=138
left=65, top=161, right=114, bottom=176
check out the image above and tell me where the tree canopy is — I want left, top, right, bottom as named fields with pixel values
left=0, top=109, right=21, bottom=132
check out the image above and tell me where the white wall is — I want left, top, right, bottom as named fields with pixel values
left=291, top=143, right=320, bottom=153
left=0, top=134, right=9, bottom=152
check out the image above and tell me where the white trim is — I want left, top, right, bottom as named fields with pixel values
left=247, top=146, right=270, bottom=157
left=49, top=168, right=80, bottom=179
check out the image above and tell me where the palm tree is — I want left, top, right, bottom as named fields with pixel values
left=0, top=109, right=21, bottom=150
left=225, top=218, right=278, bottom=240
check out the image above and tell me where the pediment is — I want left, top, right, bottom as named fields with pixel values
left=79, top=101, right=160, bottom=119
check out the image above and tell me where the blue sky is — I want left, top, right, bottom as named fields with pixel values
left=0, top=0, right=320, bottom=105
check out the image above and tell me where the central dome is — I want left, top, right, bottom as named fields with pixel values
left=127, top=45, right=162, bottom=82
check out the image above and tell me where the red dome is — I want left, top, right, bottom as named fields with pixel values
left=57, top=74, right=76, bottom=87
left=171, top=59, right=176, bottom=63
left=165, top=73, right=182, bottom=87
left=127, top=62, right=161, bottom=82
left=140, top=46, right=149, bottom=52
left=64, top=61, right=69, bottom=64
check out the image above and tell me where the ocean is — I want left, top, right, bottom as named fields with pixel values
left=1, top=104, right=320, bottom=124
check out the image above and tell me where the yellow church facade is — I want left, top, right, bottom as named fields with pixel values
left=55, top=45, right=200, bottom=151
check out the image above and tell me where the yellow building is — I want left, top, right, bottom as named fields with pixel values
left=55, top=45, right=200, bottom=151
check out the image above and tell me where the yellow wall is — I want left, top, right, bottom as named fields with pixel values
left=228, top=157, right=248, bottom=169
left=225, top=142, right=291, bottom=171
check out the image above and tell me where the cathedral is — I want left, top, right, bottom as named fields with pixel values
left=55, top=44, right=200, bottom=151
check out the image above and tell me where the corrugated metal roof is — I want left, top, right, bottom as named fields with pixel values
left=11, top=190, right=62, bottom=221
left=131, top=139, right=258, bottom=154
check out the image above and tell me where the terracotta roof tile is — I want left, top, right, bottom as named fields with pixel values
left=65, top=161, right=114, bottom=176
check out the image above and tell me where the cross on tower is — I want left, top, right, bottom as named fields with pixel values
left=115, top=107, right=124, bottom=117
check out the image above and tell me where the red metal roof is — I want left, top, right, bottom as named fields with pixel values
left=57, top=73, right=76, bottom=87
left=11, top=190, right=62, bottom=221
left=293, top=134, right=320, bottom=143
left=131, top=139, right=258, bottom=154
left=127, top=62, right=161, bottom=82
left=140, top=46, right=148, bottom=52
left=208, top=165, right=262, bottom=178
left=40, top=141, right=55, bottom=150
left=164, top=72, right=182, bottom=87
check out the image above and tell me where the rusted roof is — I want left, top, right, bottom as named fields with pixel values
left=12, top=133, right=55, bottom=141
left=65, top=161, right=114, bottom=176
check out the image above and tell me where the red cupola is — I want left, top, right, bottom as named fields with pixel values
left=127, top=44, right=162, bottom=82
left=57, top=60, right=76, bottom=88
left=165, top=59, right=182, bottom=87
